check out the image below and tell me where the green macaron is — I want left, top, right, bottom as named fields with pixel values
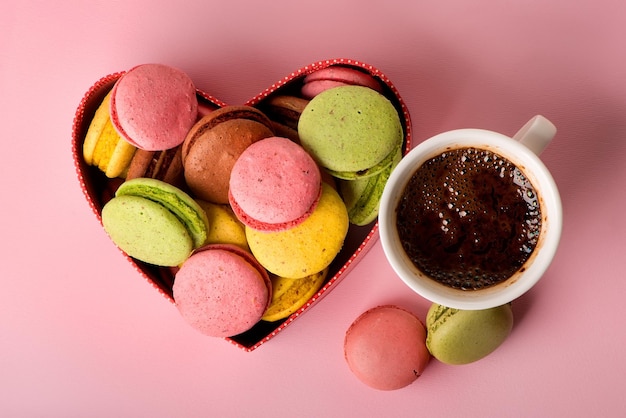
left=425, top=303, right=514, bottom=365
left=298, top=85, right=403, bottom=180
left=102, top=178, right=209, bottom=266
left=339, top=147, right=402, bottom=226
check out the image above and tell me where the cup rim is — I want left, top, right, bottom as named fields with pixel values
left=379, top=128, right=563, bottom=310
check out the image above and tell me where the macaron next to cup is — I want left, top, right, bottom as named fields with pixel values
left=298, top=85, right=403, bottom=181
left=344, top=305, right=430, bottom=391
left=298, top=84, right=404, bottom=225
left=338, top=147, right=402, bottom=226
left=343, top=302, right=515, bottom=390
left=425, top=303, right=514, bottom=365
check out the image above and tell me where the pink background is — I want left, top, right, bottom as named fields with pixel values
left=2, top=1, right=625, bottom=416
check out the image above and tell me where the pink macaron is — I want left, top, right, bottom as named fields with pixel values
left=228, top=136, right=322, bottom=231
left=173, top=244, right=271, bottom=338
left=344, top=305, right=430, bottom=391
left=110, top=63, right=198, bottom=151
left=301, top=66, right=384, bottom=99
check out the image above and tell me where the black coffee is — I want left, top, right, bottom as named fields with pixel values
left=396, top=147, right=541, bottom=290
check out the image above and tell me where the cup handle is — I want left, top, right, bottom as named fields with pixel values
left=512, top=115, right=557, bottom=156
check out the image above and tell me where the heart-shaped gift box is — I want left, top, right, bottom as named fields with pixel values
left=72, top=58, right=412, bottom=351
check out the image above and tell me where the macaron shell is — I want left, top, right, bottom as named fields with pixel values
left=301, top=80, right=350, bottom=99
left=205, top=243, right=273, bottom=306
left=328, top=139, right=402, bottom=180
left=91, top=119, right=129, bottom=175
left=109, top=64, right=198, bottom=151
left=339, top=147, right=402, bottom=226
left=260, top=95, right=309, bottom=131
left=83, top=90, right=113, bottom=165
left=301, top=66, right=383, bottom=99
left=298, top=85, right=403, bottom=174
left=173, top=246, right=270, bottom=337
left=104, top=133, right=136, bottom=178
left=182, top=107, right=274, bottom=204
left=125, top=146, right=185, bottom=187
left=246, top=182, right=348, bottom=278
left=259, top=95, right=309, bottom=143
left=229, top=137, right=322, bottom=229
left=83, top=90, right=137, bottom=178
left=102, top=195, right=193, bottom=267
left=196, top=200, right=250, bottom=251
left=344, top=305, right=430, bottom=391
left=426, top=303, right=514, bottom=365
left=261, top=269, right=328, bottom=322
left=116, top=178, right=209, bottom=249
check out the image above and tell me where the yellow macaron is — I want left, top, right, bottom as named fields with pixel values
left=261, top=268, right=328, bottom=322
left=196, top=200, right=249, bottom=251
left=83, top=90, right=136, bottom=178
left=246, top=182, right=348, bottom=279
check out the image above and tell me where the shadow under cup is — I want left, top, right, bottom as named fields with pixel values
left=379, top=129, right=563, bottom=310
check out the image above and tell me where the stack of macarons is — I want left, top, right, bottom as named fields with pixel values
left=297, top=68, right=405, bottom=226
left=228, top=136, right=349, bottom=281
left=228, top=136, right=323, bottom=232
left=182, top=106, right=274, bottom=204
left=80, top=62, right=407, bottom=339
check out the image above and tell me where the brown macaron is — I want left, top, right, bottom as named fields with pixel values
left=181, top=106, right=274, bottom=204
left=259, top=95, right=309, bottom=143
left=126, top=146, right=185, bottom=187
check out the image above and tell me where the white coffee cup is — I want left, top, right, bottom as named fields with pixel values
left=379, top=116, right=562, bottom=310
